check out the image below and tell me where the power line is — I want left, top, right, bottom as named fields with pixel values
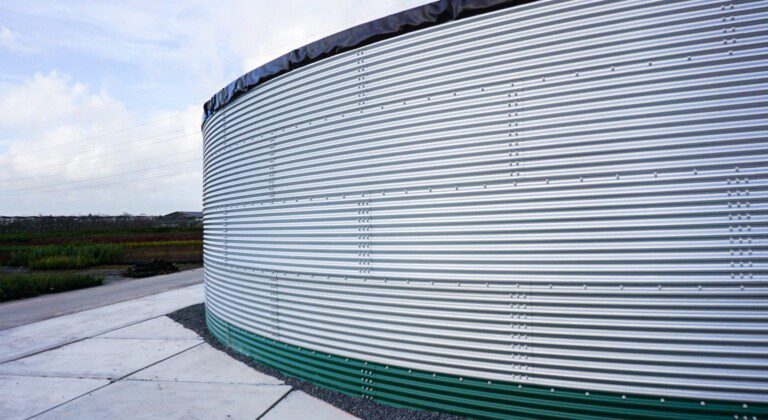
left=2, top=109, right=198, bottom=158
left=1, top=148, right=201, bottom=183
left=7, top=132, right=198, bottom=173
left=0, top=168, right=202, bottom=196
left=3, top=129, right=183, bottom=166
left=0, top=158, right=202, bottom=193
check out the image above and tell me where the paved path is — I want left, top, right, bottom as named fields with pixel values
left=0, top=269, right=203, bottom=330
left=0, top=278, right=357, bottom=419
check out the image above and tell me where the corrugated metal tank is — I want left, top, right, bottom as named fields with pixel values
left=202, top=0, right=768, bottom=417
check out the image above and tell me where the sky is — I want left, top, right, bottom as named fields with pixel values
left=0, top=0, right=431, bottom=216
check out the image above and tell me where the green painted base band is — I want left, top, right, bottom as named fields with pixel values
left=206, top=311, right=765, bottom=419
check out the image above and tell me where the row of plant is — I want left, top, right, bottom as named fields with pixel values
left=0, top=227, right=202, bottom=246
left=0, top=272, right=103, bottom=302
left=0, top=241, right=203, bottom=270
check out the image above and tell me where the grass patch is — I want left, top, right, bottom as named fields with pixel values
left=0, top=272, right=103, bottom=302
left=1, top=241, right=202, bottom=268
left=8, top=244, right=123, bottom=269
left=121, top=245, right=202, bottom=264
left=0, top=227, right=202, bottom=246
left=122, top=240, right=202, bottom=248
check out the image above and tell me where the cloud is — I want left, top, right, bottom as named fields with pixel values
left=0, top=71, right=202, bottom=215
left=0, top=1, right=432, bottom=103
left=0, top=71, right=124, bottom=130
left=0, top=24, right=30, bottom=52
left=0, top=25, right=15, bottom=45
left=0, top=0, right=431, bottom=215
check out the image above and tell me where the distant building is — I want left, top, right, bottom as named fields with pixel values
left=163, top=211, right=203, bottom=220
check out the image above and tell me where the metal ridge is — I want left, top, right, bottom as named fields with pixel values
left=202, top=0, right=768, bottom=413
left=207, top=311, right=767, bottom=419
left=202, top=0, right=535, bottom=122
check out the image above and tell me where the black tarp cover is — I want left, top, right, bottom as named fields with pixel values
left=202, top=0, right=531, bottom=122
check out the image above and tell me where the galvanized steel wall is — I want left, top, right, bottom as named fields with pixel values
left=202, top=0, right=768, bottom=408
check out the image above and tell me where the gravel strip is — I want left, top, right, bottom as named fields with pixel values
left=167, top=303, right=463, bottom=420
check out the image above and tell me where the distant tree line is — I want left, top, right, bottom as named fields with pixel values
left=0, top=212, right=202, bottom=234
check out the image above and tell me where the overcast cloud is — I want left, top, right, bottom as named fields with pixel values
left=0, top=0, right=430, bottom=215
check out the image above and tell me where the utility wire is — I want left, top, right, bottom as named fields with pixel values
left=1, top=130, right=182, bottom=168
left=0, top=168, right=202, bottom=196
left=2, top=149, right=201, bottom=182
left=2, top=109, right=198, bottom=158
left=0, top=158, right=202, bottom=193
left=8, top=132, right=198, bottom=173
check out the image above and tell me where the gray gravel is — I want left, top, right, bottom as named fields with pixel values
left=167, top=303, right=463, bottom=420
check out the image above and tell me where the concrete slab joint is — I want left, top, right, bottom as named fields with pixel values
left=0, top=282, right=357, bottom=419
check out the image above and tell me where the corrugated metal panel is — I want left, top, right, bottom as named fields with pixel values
left=202, top=0, right=768, bottom=407
left=206, top=313, right=765, bottom=419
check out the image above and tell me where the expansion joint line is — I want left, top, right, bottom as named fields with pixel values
left=360, top=361, right=376, bottom=399
left=356, top=190, right=375, bottom=395
left=721, top=0, right=750, bottom=292
left=355, top=48, right=368, bottom=113
left=270, top=269, right=281, bottom=340
left=357, top=192, right=373, bottom=282
left=223, top=208, right=228, bottom=265
left=507, top=78, right=532, bottom=383
left=268, top=134, right=277, bottom=203
left=355, top=47, right=373, bottom=284
left=508, top=79, right=524, bottom=184
left=727, top=167, right=753, bottom=284
left=354, top=43, right=373, bottom=395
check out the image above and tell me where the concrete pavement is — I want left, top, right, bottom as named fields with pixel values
left=0, top=277, right=358, bottom=419
left=0, top=282, right=204, bottom=364
left=0, top=268, right=204, bottom=330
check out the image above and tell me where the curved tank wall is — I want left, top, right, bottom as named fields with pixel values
left=202, top=0, right=768, bottom=417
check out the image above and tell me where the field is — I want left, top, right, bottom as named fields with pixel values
left=0, top=225, right=202, bottom=302
left=0, top=272, right=103, bottom=301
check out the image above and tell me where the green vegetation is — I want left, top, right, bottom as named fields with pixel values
left=0, top=232, right=202, bottom=270
left=0, top=222, right=202, bottom=302
left=0, top=227, right=201, bottom=246
left=122, top=240, right=202, bottom=248
left=0, top=272, right=103, bottom=302
left=8, top=244, right=122, bottom=269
